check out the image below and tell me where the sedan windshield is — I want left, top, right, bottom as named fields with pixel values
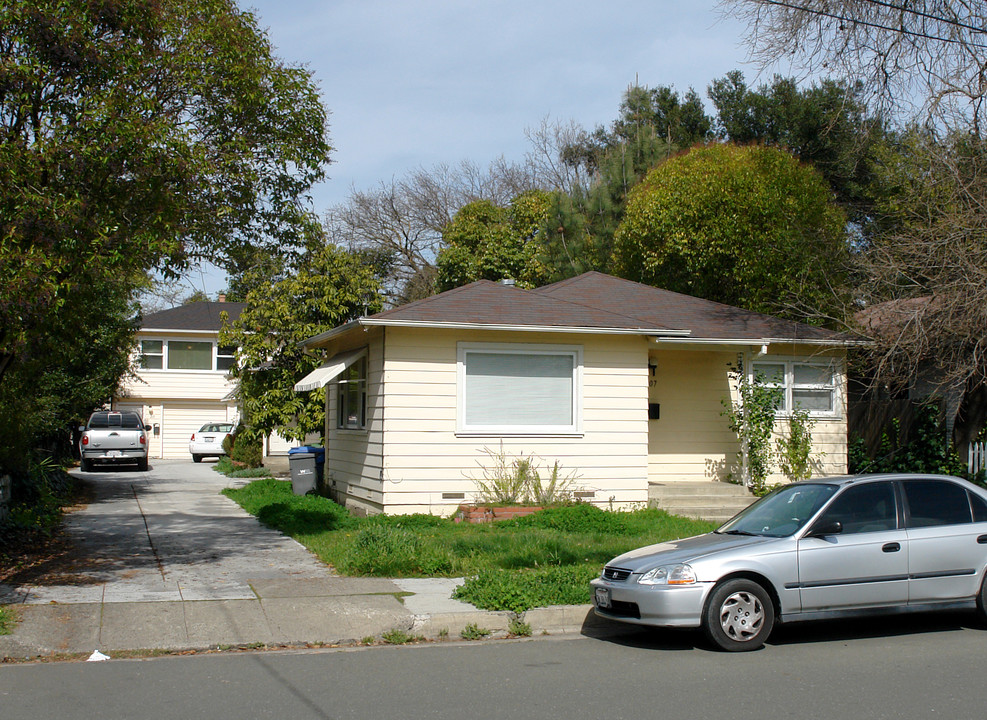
left=716, top=483, right=838, bottom=537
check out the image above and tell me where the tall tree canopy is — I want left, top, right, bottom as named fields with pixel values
left=729, top=0, right=987, bottom=447
left=221, top=243, right=383, bottom=442
left=612, top=143, right=848, bottom=319
left=0, top=0, right=330, bottom=377
left=435, top=191, right=551, bottom=291
left=0, top=0, right=330, bottom=473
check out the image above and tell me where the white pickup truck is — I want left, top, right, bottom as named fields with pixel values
left=79, top=411, right=150, bottom=472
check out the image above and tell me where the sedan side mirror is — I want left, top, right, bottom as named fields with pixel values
left=807, top=520, right=843, bottom=538
left=78, top=425, right=86, bottom=432
left=144, top=424, right=152, bottom=431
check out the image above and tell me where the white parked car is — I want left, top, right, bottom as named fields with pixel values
left=189, top=422, right=234, bottom=463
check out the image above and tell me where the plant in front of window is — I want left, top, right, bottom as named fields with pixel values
left=469, top=444, right=579, bottom=506
left=723, top=364, right=782, bottom=495
left=776, top=406, right=818, bottom=483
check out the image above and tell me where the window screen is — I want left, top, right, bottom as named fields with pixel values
left=168, top=341, right=213, bottom=370
left=463, top=351, right=575, bottom=428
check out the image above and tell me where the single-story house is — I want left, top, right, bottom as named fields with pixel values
left=115, top=299, right=301, bottom=460
left=295, top=272, right=853, bottom=516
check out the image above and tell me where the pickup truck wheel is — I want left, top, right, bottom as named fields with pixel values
left=80, top=458, right=93, bottom=472
left=137, top=457, right=148, bottom=472
left=192, top=454, right=202, bottom=463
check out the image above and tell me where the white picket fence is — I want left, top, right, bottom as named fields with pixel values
left=970, top=442, right=987, bottom=476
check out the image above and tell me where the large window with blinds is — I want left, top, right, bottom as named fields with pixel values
left=457, top=343, right=582, bottom=435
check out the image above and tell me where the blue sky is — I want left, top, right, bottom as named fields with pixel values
left=187, top=0, right=765, bottom=296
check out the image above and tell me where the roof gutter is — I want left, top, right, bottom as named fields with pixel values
left=359, top=318, right=692, bottom=337
left=651, top=336, right=868, bottom=347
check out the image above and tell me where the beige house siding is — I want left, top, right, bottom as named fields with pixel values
left=324, top=334, right=385, bottom=515
left=116, top=332, right=238, bottom=459
left=648, top=345, right=847, bottom=485
left=372, top=327, right=650, bottom=516
left=648, top=348, right=740, bottom=483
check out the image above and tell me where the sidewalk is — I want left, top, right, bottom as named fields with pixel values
left=0, top=461, right=608, bottom=659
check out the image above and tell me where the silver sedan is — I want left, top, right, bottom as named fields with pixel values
left=591, top=473, right=987, bottom=651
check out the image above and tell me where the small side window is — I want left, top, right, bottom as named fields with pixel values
left=970, top=492, right=987, bottom=523
left=903, top=480, right=972, bottom=527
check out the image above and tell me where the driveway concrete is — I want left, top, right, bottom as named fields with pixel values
left=0, top=460, right=597, bottom=658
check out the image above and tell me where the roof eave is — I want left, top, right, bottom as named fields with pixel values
left=652, top=336, right=867, bottom=347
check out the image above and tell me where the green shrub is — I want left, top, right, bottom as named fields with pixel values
left=454, top=565, right=598, bottom=613
left=380, top=628, right=422, bottom=644
left=501, top=503, right=630, bottom=535
left=507, top=616, right=532, bottom=637
left=0, top=605, right=16, bottom=635
left=338, top=523, right=454, bottom=576
left=459, top=623, right=491, bottom=641
left=849, top=403, right=966, bottom=476
left=469, top=444, right=577, bottom=505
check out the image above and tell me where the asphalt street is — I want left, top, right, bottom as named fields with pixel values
left=2, top=613, right=985, bottom=720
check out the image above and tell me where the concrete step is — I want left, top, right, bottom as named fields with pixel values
left=648, top=482, right=756, bottom=523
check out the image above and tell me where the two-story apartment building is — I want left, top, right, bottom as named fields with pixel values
left=114, top=300, right=245, bottom=459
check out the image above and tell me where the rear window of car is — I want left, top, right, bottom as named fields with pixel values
left=200, top=423, right=233, bottom=433
left=89, top=412, right=143, bottom=429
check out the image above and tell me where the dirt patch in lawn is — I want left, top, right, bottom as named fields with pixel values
left=0, top=479, right=102, bottom=586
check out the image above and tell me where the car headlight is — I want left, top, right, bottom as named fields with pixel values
left=637, top=563, right=697, bottom=586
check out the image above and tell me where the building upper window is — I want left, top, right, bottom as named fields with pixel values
left=752, top=359, right=839, bottom=416
left=337, top=356, right=367, bottom=430
left=137, top=340, right=234, bottom=372
left=216, top=346, right=237, bottom=372
left=139, top=340, right=163, bottom=369
left=168, top=341, right=213, bottom=370
left=457, top=343, right=582, bottom=436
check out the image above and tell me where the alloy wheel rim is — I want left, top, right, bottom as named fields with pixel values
left=719, top=590, right=764, bottom=641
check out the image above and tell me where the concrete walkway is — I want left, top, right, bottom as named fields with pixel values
left=0, top=460, right=600, bottom=659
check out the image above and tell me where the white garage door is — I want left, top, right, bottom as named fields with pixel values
left=161, top=403, right=233, bottom=459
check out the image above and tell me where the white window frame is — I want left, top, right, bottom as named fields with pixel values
left=136, top=339, right=237, bottom=373
left=456, top=342, right=583, bottom=437
left=336, top=354, right=368, bottom=431
left=750, top=357, right=842, bottom=418
left=139, top=340, right=164, bottom=370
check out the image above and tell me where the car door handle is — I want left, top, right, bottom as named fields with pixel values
left=882, top=542, right=901, bottom=553
left=978, top=535, right=987, bottom=545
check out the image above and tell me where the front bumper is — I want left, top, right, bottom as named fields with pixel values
left=590, top=576, right=715, bottom=628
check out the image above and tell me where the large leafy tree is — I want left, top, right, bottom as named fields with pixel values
left=728, top=0, right=987, bottom=448
left=612, top=143, right=848, bottom=320
left=436, top=191, right=551, bottom=291
left=221, top=243, right=383, bottom=442
left=708, top=71, right=885, bottom=218
left=0, top=0, right=330, bottom=378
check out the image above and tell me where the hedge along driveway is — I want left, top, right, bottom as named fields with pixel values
left=221, top=478, right=717, bottom=612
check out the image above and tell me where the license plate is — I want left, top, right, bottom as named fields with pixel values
left=204, top=437, right=214, bottom=443
left=106, top=450, right=120, bottom=458
left=595, top=587, right=612, bottom=609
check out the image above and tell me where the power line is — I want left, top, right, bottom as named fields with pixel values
left=861, top=0, right=987, bottom=36
left=759, top=0, right=987, bottom=50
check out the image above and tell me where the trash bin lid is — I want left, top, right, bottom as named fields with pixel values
left=288, top=445, right=323, bottom=455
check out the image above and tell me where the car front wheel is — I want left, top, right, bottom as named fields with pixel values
left=703, top=578, right=774, bottom=652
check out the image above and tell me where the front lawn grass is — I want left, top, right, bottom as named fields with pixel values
left=222, top=478, right=716, bottom=611
left=0, top=605, right=16, bottom=635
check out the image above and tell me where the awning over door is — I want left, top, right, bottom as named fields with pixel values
left=293, top=348, right=365, bottom=392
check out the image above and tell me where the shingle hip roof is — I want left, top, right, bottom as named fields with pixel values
left=141, top=302, right=245, bottom=332
left=357, top=272, right=844, bottom=343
